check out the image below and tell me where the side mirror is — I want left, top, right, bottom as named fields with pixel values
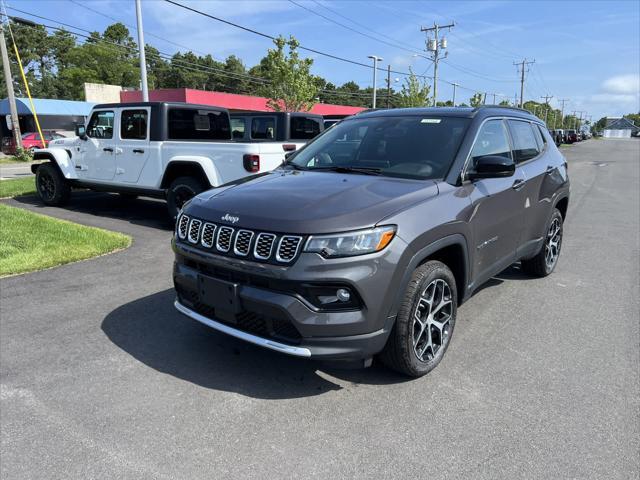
left=284, top=150, right=296, bottom=160
left=467, top=155, right=515, bottom=180
left=75, top=124, right=87, bottom=140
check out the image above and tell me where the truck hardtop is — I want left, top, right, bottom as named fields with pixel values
left=31, top=102, right=308, bottom=217
left=229, top=111, right=323, bottom=147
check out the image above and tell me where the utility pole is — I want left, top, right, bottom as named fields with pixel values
left=482, top=92, right=487, bottom=105
left=386, top=64, right=391, bottom=108
left=135, top=0, right=149, bottom=101
left=492, top=93, right=497, bottom=104
left=451, top=82, right=458, bottom=106
left=550, top=111, right=556, bottom=129
left=513, top=58, right=535, bottom=108
left=421, top=21, right=454, bottom=107
left=540, top=94, right=553, bottom=124
left=0, top=16, right=21, bottom=148
left=558, top=98, right=568, bottom=128
left=367, top=55, right=383, bottom=108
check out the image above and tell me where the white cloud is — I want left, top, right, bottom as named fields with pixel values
left=602, top=74, right=640, bottom=95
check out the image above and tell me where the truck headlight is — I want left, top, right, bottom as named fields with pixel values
left=304, top=226, right=396, bottom=258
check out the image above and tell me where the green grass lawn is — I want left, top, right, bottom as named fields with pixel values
left=0, top=204, right=131, bottom=276
left=0, top=177, right=36, bottom=198
left=0, top=156, right=19, bottom=165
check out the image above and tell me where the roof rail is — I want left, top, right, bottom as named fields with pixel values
left=472, top=105, right=534, bottom=114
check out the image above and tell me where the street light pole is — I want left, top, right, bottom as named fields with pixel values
left=368, top=55, right=382, bottom=109
left=451, top=82, right=458, bottom=106
left=135, top=0, right=149, bottom=102
left=0, top=17, right=21, bottom=148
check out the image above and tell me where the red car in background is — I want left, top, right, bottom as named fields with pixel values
left=2, top=131, right=65, bottom=154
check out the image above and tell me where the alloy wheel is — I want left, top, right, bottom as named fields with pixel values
left=38, top=172, right=55, bottom=201
left=412, top=278, right=453, bottom=362
left=545, top=217, right=562, bottom=270
left=173, top=185, right=195, bottom=209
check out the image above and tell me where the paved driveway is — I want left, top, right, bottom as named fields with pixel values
left=1, top=140, right=639, bottom=479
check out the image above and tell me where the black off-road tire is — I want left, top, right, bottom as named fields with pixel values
left=35, top=162, right=71, bottom=206
left=166, top=176, right=206, bottom=219
left=521, top=208, right=563, bottom=277
left=379, top=260, right=457, bottom=378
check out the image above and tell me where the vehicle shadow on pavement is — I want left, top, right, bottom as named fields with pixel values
left=13, top=191, right=173, bottom=231
left=102, top=289, right=406, bottom=399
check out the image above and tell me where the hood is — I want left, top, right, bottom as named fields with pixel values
left=185, top=169, right=439, bottom=234
left=48, top=136, right=79, bottom=148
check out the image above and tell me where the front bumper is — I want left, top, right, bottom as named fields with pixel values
left=172, top=237, right=407, bottom=361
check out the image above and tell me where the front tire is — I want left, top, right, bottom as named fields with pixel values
left=166, top=176, right=206, bottom=219
left=35, top=162, right=70, bottom=206
left=380, top=261, right=457, bottom=377
left=521, top=208, right=563, bottom=277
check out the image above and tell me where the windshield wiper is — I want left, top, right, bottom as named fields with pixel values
left=312, top=166, right=383, bottom=176
left=282, top=162, right=308, bottom=171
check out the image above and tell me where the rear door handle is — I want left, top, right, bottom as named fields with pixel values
left=546, top=165, right=555, bottom=174
left=103, top=147, right=113, bottom=152
left=133, top=149, right=144, bottom=154
left=512, top=178, right=526, bottom=190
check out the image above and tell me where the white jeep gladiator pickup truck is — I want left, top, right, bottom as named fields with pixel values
left=31, top=102, right=306, bottom=217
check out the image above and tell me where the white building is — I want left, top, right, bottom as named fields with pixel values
left=603, top=117, right=639, bottom=138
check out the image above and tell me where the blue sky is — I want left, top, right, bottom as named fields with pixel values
left=9, top=0, right=640, bottom=120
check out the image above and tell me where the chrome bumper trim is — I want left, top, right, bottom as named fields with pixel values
left=174, top=300, right=312, bottom=358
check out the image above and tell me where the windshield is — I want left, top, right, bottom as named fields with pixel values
left=289, top=115, right=470, bottom=180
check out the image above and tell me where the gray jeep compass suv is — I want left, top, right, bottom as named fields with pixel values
left=172, top=107, right=569, bottom=377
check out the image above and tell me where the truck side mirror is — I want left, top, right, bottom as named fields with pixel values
left=75, top=124, right=87, bottom=140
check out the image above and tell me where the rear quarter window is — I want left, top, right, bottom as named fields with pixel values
left=168, top=108, right=231, bottom=140
left=290, top=116, right=321, bottom=140
left=507, top=120, right=540, bottom=163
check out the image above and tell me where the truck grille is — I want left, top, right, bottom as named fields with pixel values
left=176, top=214, right=305, bottom=264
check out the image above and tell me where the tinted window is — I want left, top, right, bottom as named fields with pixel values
left=167, top=108, right=230, bottom=140
left=251, top=117, right=276, bottom=140
left=531, top=124, right=546, bottom=150
left=121, top=109, right=148, bottom=140
left=290, top=116, right=321, bottom=140
left=87, top=110, right=115, bottom=139
left=230, top=118, right=245, bottom=139
left=508, top=120, right=539, bottom=163
left=290, top=116, right=470, bottom=180
left=469, top=119, right=512, bottom=170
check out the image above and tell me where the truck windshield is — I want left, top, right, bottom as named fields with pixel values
left=289, top=115, right=470, bottom=180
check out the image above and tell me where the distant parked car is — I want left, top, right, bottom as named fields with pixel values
left=2, top=131, right=65, bottom=154
left=549, top=129, right=562, bottom=146
left=566, top=129, right=579, bottom=143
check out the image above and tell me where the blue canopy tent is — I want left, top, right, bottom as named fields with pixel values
left=0, top=97, right=95, bottom=140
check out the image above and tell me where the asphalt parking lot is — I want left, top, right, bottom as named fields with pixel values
left=1, top=139, right=638, bottom=479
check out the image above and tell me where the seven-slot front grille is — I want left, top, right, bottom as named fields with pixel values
left=216, top=226, right=234, bottom=252
left=187, top=219, right=202, bottom=244
left=234, top=230, right=254, bottom=256
left=176, top=214, right=304, bottom=264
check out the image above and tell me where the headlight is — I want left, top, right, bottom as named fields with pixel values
left=304, top=226, right=396, bottom=258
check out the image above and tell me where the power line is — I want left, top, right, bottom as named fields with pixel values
left=288, top=0, right=423, bottom=55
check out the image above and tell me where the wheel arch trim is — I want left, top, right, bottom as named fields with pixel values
left=31, top=149, right=77, bottom=179
left=161, top=157, right=220, bottom=189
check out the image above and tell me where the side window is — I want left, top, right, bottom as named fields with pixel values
left=120, top=109, right=148, bottom=140
left=230, top=118, right=245, bottom=139
left=469, top=119, right=512, bottom=170
left=290, top=116, right=321, bottom=140
left=251, top=117, right=276, bottom=140
left=531, top=124, right=546, bottom=150
left=508, top=120, right=540, bottom=163
left=87, top=110, right=115, bottom=139
left=167, top=108, right=231, bottom=140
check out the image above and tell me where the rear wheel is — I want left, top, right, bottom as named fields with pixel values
left=521, top=208, right=563, bottom=277
left=380, top=260, right=457, bottom=377
left=166, top=176, right=206, bottom=219
left=35, top=162, right=70, bottom=206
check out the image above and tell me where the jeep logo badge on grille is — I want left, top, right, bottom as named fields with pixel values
left=221, top=213, right=239, bottom=224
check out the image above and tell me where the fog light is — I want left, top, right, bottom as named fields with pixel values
left=336, top=288, right=351, bottom=302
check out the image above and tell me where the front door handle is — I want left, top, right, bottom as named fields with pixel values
left=103, top=147, right=113, bottom=152
left=512, top=178, right=526, bottom=190
left=133, top=149, right=145, bottom=154
left=546, top=165, right=555, bottom=174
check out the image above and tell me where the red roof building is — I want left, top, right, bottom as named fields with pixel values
left=120, top=88, right=365, bottom=116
